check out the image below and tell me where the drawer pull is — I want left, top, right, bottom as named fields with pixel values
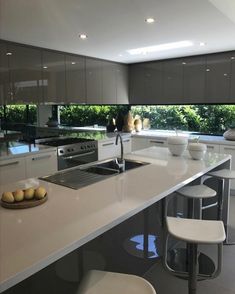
left=207, top=146, right=214, bottom=149
left=32, top=155, right=51, bottom=161
left=102, top=142, right=114, bottom=147
left=0, top=161, right=19, bottom=167
left=224, top=147, right=235, bottom=152
left=149, top=140, right=164, bottom=144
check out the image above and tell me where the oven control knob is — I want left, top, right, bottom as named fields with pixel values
left=81, top=146, right=84, bottom=149
left=87, top=145, right=90, bottom=148
left=71, top=148, right=74, bottom=152
left=59, top=150, right=64, bottom=154
left=67, top=149, right=71, bottom=152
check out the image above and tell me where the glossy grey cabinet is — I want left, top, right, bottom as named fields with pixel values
left=183, top=56, right=206, bottom=103
left=7, top=44, right=43, bottom=104
left=42, top=50, right=66, bottom=103
left=163, top=59, right=183, bottom=103
left=129, top=63, right=147, bottom=104
left=0, top=42, right=9, bottom=105
left=116, top=64, right=129, bottom=104
left=205, top=53, right=231, bottom=103
left=102, top=60, right=116, bottom=104
left=230, top=54, right=235, bottom=102
left=86, top=57, right=102, bottom=104
left=66, top=54, right=86, bottom=103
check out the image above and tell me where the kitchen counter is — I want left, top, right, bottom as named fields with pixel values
left=0, top=141, right=57, bottom=161
left=0, top=147, right=231, bottom=292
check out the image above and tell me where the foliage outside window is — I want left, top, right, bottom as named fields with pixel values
left=3, top=105, right=37, bottom=125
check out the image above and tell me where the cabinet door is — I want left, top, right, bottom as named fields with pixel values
left=219, top=145, right=235, bottom=190
left=42, top=50, right=66, bottom=103
left=25, top=150, right=58, bottom=178
left=65, top=54, right=86, bottom=103
left=0, top=42, right=10, bottom=105
left=116, top=64, right=129, bottom=104
left=131, top=137, right=148, bottom=151
left=230, top=54, right=235, bottom=102
left=0, top=157, right=26, bottom=185
left=145, top=62, right=163, bottom=104
left=183, top=56, right=206, bottom=103
left=163, top=59, right=183, bottom=103
left=7, top=44, right=43, bottom=104
left=102, top=61, right=116, bottom=104
left=205, top=143, right=220, bottom=153
left=86, top=58, right=102, bottom=104
left=123, top=137, right=132, bottom=154
left=129, top=64, right=146, bottom=104
left=98, top=139, right=119, bottom=161
left=205, top=53, right=231, bottom=103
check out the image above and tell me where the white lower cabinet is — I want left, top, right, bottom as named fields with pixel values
left=0, top=157, right=26, bottom=185
left=205, top=143, right=220, bottom=153
left=219, top=145, right=235, bottom=190
left=25, top=150, right=58, bottom=178
left=98, top=137, right=132, bottom=161
left=131, top=137, right=148, bottom=151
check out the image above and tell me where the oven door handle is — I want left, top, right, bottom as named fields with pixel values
left=61, top=151, right=96, bottom=160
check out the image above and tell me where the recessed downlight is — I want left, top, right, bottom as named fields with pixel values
left=145, top=18, right=155, bottom=23
left=71, top=62, right=76, bottom=65
left=43, top=66, right=48, bottom=69
left=79, top=34, right=87, bottom=40
left=6, top=52, right=12, bottom=56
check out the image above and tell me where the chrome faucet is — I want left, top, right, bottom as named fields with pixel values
left=115, top=133, right=125, bottom=172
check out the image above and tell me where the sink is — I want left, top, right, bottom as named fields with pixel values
left=84, top=158, right=149, bottom=175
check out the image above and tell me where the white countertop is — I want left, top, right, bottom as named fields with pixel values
left=0, top=147, right=231, bottom=292
left=0, top=142, right=57, bottom=161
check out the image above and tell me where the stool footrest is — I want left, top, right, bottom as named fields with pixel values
left=202, top=201, right=218, bottom=210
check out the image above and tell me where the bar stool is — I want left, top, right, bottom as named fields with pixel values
left=165, top=217, right=225, bottom=294
left=207, top=169, right=235, bottom=244
left=164, top=184, right=217, bottom=277
left=77, top=270, right=156, bottom=294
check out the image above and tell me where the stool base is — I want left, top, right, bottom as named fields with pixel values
left=167, top=248, right=215, bottom=280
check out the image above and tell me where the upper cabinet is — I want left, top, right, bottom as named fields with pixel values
left=163, top=59, right=183, bottom=104
left=145, top=62, right=163, bottom=104
left=230, top=54, right=235, bottom=102
left=42, top=50, right=66, bottom=103
left=205, top=52, right=231, bottom=103
left=116, top=64, right=129, bottom=104
left=86, top=57, right=102, bottom=104
left=102, top=60, right=117, bottom=104
left=65, top=54, right=86, bottom=103
left=129, top=63, right=147, bottom=104
left=0, top=42, right=9, bottom=105
left=183, top=56, right=206, bottom=103
left=7, top=44, right=43, bottom=104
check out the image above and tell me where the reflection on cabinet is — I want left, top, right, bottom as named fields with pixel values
left=0, top=42, right=9, bottom=105
left=102, top=61, right=116, bottom=104
left=163, top=59, right=183, bottom=103
left=66, top=54, right=86, bottom=103
left=205, top=53, right=231, bottom=103
left=42, top=50, right=66, bottom=103
left=230, top=54, right=235, bottom=101
left=86, top=58, right=102, bottom=104
left=116, top=64, right=129, bottom=104
left=183, top=56, right=206, bottom=103
left=25, top=150, right=57, bottom=178
left=7, top=44, right=43, bottom=104
left=0, top=157, right=26, bottom=185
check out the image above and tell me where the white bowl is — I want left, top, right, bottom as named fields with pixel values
left=188, top=143, right=207, bottom=160
left=167, top=136, right=188, bottom=156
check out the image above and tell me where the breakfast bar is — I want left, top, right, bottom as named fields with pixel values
left=0, top=147, right=232, bottom=293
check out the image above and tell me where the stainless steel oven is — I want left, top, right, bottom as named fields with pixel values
left=36, top=137, right=98, bottom=170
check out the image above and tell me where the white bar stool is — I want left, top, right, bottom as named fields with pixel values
left=165, top=217, right=225, bottom=294
left=208, top=169, right=235, bottom=244
left=77, top=270, right=156, bottom=294
left=164, top=184, right=217, bottom=278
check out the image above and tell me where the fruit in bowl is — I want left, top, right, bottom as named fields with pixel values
left=188, top=143, right=207, bottom=160
left=167, top=136, right=188, bottom=156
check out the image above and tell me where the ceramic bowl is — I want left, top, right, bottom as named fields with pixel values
left=188, top=143, right=207, bottom=160
left=167, top=136, right=188, bottom=156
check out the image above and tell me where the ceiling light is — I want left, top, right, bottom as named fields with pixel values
left=43, top=66, right=48, bottom=69
left=127, top=40, right=193, bottom=55
left=71, top=62, right=76, bottom=65
left=79, top=34, right=87, bottom=40
left=206, top=68, right=210, bottom=72
left=199, top=42, right=206, bottom=46
left=145, top=18, right=155, bottom=23
left=231, top=57, right=235, bottom=60
left=182, top=62, right=186, bottom=65
left=6, top=52, right=12, bottom=56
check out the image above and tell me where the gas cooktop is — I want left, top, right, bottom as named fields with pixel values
left=36, top=137, right=94, bottom=147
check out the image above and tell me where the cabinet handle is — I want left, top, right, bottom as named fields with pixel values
left=0, top=161, right=19, bottom=167
left=102, top=142, right=114, bottom=147
left=207, top=146, right=214, bottom=149
left=123, top=139, right=130, bottom=143
left=224, top=147, right=235, bottom=151
left=149, top=140, right=164, bottom=144
left=32, top=155, right=51, bottom=161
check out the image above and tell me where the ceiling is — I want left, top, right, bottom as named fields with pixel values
left=1, top=0, right=235, bottom=64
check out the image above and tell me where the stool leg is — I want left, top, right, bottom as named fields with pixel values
left=188, top=243, right=198, bottom=294
left=217, top=179, right=225, bottom=221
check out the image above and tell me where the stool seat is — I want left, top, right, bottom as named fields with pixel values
left=208, top=169, right=235, bottom=180
left=167, top=217, right=225, bottom=244
left=177, top=184, right=216, bottom=199
left=78, top=270, right=156, bottom=294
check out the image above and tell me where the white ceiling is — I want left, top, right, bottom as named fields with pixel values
left=1, top=0, right=235, bottom=64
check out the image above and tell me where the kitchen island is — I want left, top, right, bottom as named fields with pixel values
left=0, top=147, right=231, bottom=293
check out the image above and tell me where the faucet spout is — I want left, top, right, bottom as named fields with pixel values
left=115, top=134, right=125, bottom=172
